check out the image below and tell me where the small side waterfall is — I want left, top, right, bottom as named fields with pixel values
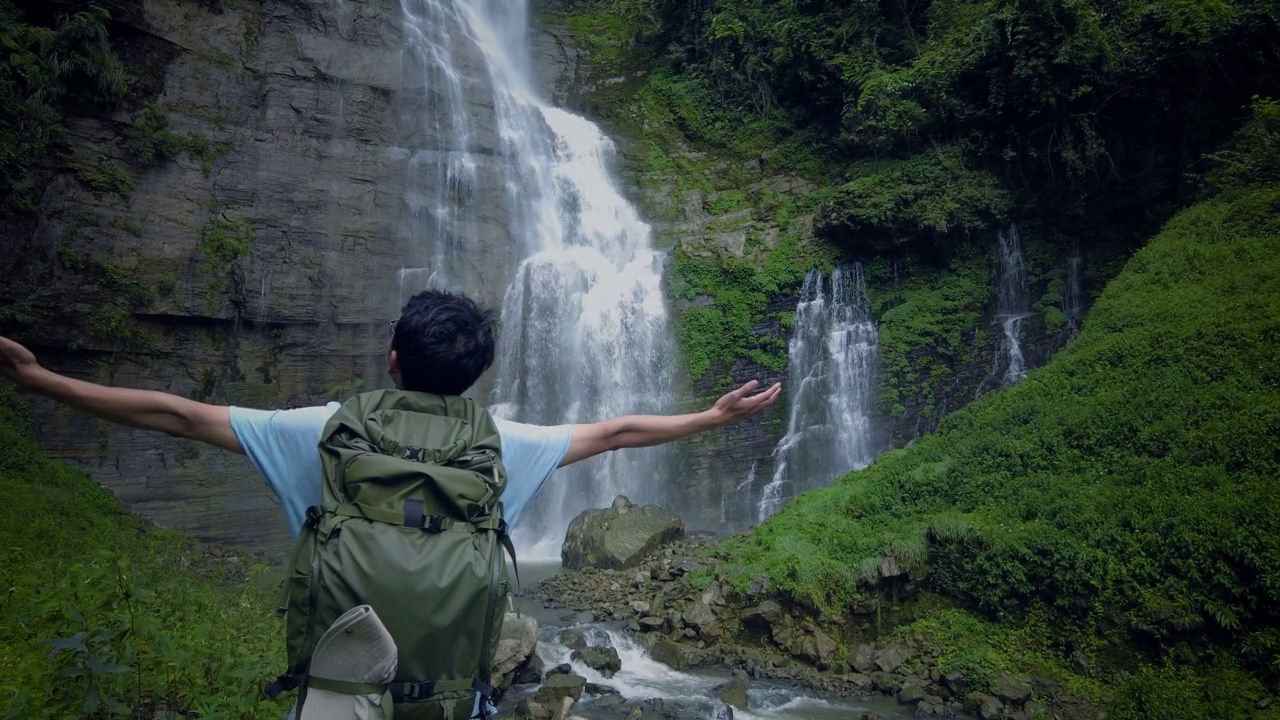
left=1063, top=242, right=1085, bottom=340
left=756, top=264, right=879, bottom=523
left=993, top=225, right=1030, bottom=387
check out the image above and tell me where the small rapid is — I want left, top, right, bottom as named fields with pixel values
left=503, top=562, right=921, bottom=720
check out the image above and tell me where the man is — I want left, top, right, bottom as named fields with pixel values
left=0, top=289, right=780, bottom=535
left=0, top=289, right=781, bottom=715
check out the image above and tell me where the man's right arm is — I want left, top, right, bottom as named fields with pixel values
left=0, top=335, right=243, bottom=454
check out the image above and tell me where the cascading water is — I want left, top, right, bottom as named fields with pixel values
left=1063, top=242, right=1085, bottom=341
left=395, top=0, right=675, bottom=557
left=756, top=265, right=878, bottom=522
left=993, top=225, right=1030, bottom=387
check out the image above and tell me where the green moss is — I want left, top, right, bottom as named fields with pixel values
left=75, top=163, right=132, bottom=198
left=200, top=215, right=255, bottom=269
left=669, top=231, right=837, bottom=381
left=128, top=105, right=231, bottom=178
left=81, top=306, right=152, bottom=349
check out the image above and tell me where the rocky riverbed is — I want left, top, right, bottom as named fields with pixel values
left=503, top=497, right=1105, bottom=720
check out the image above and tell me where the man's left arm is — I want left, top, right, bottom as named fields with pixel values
left=559, top=379, right=781, bottom=467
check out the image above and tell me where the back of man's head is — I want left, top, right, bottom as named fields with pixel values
left=392, top=289, right=498, bottom=396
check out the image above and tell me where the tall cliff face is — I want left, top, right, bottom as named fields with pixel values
left=2, top=0, right=581, bottom=558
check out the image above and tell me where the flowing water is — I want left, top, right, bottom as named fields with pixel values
left=992, top=225, right=1030, bottom=388
left=394, top=0, right=677, bottom=558
left=756, top=265, right=878, bottom=522
left=507, top=562, right=920, bottom=720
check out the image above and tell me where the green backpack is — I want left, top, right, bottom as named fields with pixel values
left=264, top=389, right=515, bottom=720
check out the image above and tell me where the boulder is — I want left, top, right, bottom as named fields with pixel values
left=560, top=628, right=590, bottom=652
left=964, top=692, right=1004, bottom=720
left=875, top=644, right=909, bottom=674
left=513, top=652, right=545, bottom=685
left=851, top=644, right=877, bottom=673
left=897, top=677, right=927, bottom=704
left=739, top=600, right=785, bottom=631
left=650, top=638, right=694, bottom=671
left=683, top=601, right=717, bottom=632
left=533, top=673, right=587, bottom=708
left=517, top=698, right=550, bottom=720
left=716, top=679, right=749, bottom=710
left=491, top=613, right=538, bottom=688
left=994, top=672, right=1033, bottom=704
left=640, top=698, right=735, bottom=720
left=638, top=615, right=667, bottom=632
left=561, top=496, right=685, bottom=571
left=550, top=695, right=576, bottom=720
left=572, top=646, right=622, bottom=678
left=796, top=627, right=838, bottom=669
left=942, top=669, right=966, bottom=696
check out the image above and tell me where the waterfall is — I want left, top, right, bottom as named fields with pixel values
left=993, top=225, right=1030, bottom=387
left=1063, top=242, right=1085, bottom=340
left=757, top=265, right=878, bottom=523
left=395, top=0, right=675, bottom=557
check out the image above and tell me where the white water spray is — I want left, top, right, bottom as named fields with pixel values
left=993, top=225, right=1030, bottom=387
left=395, top=0, right=675, bottom=557
left=757, top=265, right=878, bottom=522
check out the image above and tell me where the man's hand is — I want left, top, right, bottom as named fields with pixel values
left=0, top=335, right=47, bottom=388
left=560, top=378, right=784, bottom=467
left=705, top=379, right=782, bottom=427
left=0, top=334, right=243, bottom=453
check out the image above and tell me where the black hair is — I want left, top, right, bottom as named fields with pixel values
left=392, top=289, right=499, bottom=395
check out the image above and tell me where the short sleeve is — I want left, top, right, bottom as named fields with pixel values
left=493, top=419, right=572, bottom=529
left=228, top=403, right=339, bottom=536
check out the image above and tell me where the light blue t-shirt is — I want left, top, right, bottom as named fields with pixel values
left=229, top=403, right=571, bottom=718
left=228, top=402, right=572, bottom=537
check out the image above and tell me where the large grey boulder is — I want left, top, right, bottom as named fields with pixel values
left=561, top=496, right=684, bottom=570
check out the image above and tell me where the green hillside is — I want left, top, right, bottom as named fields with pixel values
left=0, top=386, right=286, bottom=719
left=721, top=113, right=1280, bottom=715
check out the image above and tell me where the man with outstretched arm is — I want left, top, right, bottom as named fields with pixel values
left=1, top=289, right=781, bottom=717
left=0, top=289, right=780, bottom=535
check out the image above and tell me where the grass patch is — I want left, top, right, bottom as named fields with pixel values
left=0, top=384, right=288, bottom=718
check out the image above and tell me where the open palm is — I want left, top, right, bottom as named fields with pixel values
left=710, top=379, right=782, bottom=425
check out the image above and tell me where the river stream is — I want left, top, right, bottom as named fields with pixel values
left=501, top=561, right=919, bottom=720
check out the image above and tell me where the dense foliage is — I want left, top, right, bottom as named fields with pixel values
left=602, top=0, right=1279, bottom=240
left=0, top=1, right=126, bottom=212
left=0, top=385, right=287, bottom=719
left=719, top=106, right=1280, bottom=713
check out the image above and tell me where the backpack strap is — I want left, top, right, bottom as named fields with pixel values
left=332, top=502, right=504, bottom=532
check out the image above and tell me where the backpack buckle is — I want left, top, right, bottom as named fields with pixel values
left=404, top=446, right=424, bottom=462
left=425, top=515, right=445, bottom=533
left=392, top=680, right=436, bottom=701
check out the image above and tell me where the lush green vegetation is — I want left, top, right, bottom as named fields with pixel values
left=598, top=0, right=1277, bottom=235
left=0, top=1, right=127, bottom=212
left=717, top=103, right=1280, bottom=712
left=0, top=384, right=288, bottom=719
left=547, top=0, right=1278, bottom=394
